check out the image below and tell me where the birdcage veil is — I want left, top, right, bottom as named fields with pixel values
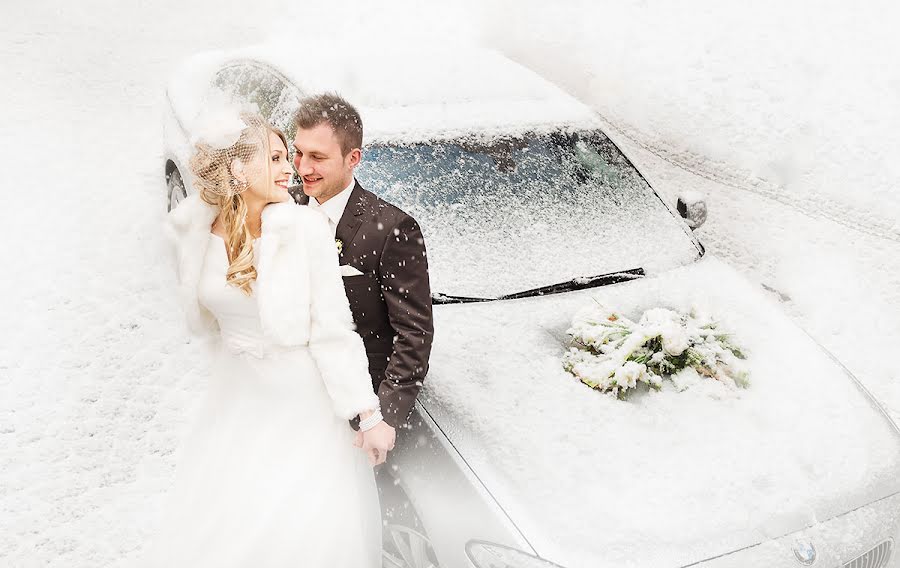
left=185, top=90, right=286, bottom=295
left=188, top=97, right=275, bottom=200
left=188, top=86, right=293, bottom=204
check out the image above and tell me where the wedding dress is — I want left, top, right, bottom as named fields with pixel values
left=141, top=233, right=381, bottom=567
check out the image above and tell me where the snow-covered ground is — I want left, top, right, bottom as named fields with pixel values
left=1, top=1, right=897, bottom=566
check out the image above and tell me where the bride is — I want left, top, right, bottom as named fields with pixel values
left=143, top=112, right=387, bottom=566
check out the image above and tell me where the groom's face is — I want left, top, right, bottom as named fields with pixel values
left=292, top=123, right=360, bottom=204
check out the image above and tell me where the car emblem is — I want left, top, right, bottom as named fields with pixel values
left=793, top=539, right=817, bottom=565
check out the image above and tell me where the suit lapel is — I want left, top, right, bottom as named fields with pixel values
left=334, top=182, right=367, bottom=259
left=292, top=181, right=369, bottom=261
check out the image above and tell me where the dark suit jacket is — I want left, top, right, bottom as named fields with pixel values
left=290, top=181, right=434, bottom=429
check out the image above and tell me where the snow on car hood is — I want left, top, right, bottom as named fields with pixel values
left=420, top=256, right=900, bottom=568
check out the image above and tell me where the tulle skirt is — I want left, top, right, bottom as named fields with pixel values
left=141, top=344, right=381, bottom=567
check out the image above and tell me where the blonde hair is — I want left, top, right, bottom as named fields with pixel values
left=189, top=113, right=289, bottom=296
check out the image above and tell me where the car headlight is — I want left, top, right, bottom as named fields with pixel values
left=466, top=540, right=566, bottom=568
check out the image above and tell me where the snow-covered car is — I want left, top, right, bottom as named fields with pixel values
left=163, top=43, right=900, bottom=568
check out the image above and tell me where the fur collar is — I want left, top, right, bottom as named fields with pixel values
left=167, top=193, right=299, bottom=241
left=166, top=194, right=310, bottom=344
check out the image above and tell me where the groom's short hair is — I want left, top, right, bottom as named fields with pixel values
left=294, top=93, right=363, bottom=156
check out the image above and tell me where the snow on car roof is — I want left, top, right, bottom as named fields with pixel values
left=168, top=41, right=600, bottom=144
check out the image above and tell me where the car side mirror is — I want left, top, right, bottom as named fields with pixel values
left=676, top=191, right=708, bottom=230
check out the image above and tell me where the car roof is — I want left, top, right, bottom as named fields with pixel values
left=168, top=40, right=601, bottom=144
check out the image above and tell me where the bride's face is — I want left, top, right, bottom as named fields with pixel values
left=241, top=130, right=293, bottom=204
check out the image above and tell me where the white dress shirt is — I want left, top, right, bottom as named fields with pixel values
left=307, top=179, right=355, bottom=237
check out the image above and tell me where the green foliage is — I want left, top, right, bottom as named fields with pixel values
left=563, top=304, right=751, bottom=398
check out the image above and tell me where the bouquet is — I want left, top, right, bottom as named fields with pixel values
left=562, top=302, right=749, bottom=399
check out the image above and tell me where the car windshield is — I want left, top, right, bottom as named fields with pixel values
left=355, top=129, right=700, bottom=298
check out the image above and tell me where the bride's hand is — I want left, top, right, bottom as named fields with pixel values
left=355, top=412, right=396, bottom=466
left=351, top=410, right=377, bottom=451
left=352, top=409, right=375, bottom=450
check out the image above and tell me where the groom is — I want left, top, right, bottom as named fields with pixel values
left=289, top=93, right=434, bottom=462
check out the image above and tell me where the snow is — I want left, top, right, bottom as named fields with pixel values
left=484, top=0, right=900, bottom=232
left=2, top=1, right=899, bottom=567
left=170, top=41, right=598, bottom=144
left=354, top=128, right=701, bottom=297
left=477, top=0, right=900, bottom=425
left=421, top=256, right=900, bottom=567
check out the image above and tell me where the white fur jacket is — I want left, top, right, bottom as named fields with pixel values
left=166, top=194, right=379, bottom=419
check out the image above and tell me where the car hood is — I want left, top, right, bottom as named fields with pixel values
left=420, top=256, right=900, bottom=568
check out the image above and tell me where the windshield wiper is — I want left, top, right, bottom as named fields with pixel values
left=432, top=267, right=645, bottom=305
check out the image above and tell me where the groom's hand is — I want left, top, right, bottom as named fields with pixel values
left=361, top=421, right=396, bottom=466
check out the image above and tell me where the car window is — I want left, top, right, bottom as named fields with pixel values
left=212, top=62, right=302, bottom=140
left=357, top=129, right=701, bottom=298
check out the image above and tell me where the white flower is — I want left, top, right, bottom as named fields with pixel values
left=639, top=307, right=681, bottom=329
left=646, top=371, right=664, bottom=388
left=617, top=329, right=650, bottom=361
left=192, top=112, right=246, bottom=149
left=661, top=327, right=690, bottom=356
left=563, top=302, right=750, bottom=398
left=190, top=90, right=258, bottom=149
left=614, top=361, right=647, bottom=390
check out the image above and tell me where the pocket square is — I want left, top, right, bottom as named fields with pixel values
left=339, top=264, right=365, bottom=277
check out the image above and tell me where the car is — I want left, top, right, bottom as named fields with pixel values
left=163, top=42, right=900, bottom=568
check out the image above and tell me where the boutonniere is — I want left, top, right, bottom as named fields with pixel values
left=335, top=239, right=343, bottom=254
